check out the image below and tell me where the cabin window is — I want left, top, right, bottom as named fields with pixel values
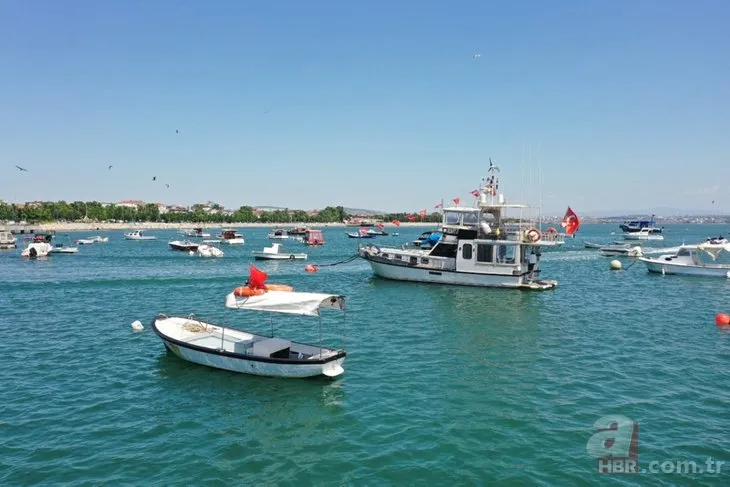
left=677, top=248, right=691, bottom=257
left=477, top=244, right=493, bottom=263
left=395, top=255, right=402, bottom=260
left=496, top=245, right=516, bottom=264
left=462, top=243, right=473, bottom=260
left=410, top=256, right=418, bottom=264
left=421, top=258, right=429, bottom=264
left=382, top=253, right=389, bottom=259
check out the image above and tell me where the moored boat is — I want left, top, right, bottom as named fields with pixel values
left=151, top=266, right=347, bottom=378
left=0, top=230, right=16, bottom=249
left=169, top=240, right=200, bottom=252
left=125, top=230, right=157, bottom=240
left=252, top=243, right=307, bottom=260
left=267, top=228, right=289, bottom=239
left=218, top=229, right=245, bottom=245
left=623, top=228, right=664, bottom=241
left=639, top=243, right=730, bottom=278
left=358, top=161, right=558, bottom=290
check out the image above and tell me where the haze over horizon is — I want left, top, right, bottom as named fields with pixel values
left=2, top=1, right=728, bottom=215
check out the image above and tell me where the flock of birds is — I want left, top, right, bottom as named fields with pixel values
left=14, top=129, right=180, bottom=189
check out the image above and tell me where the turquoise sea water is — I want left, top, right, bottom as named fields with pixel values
left=2, top=224, right=730, bottom=485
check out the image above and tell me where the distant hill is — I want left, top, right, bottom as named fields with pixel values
left=581, top=207, right=726, bottom=218
left=253, top=205, right=386, bottom=215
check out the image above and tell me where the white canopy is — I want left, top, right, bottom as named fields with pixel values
left=225, top=291, right=345, bottom=316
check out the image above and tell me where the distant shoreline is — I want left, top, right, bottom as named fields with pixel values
left=15, top=221, right=438, bottom=232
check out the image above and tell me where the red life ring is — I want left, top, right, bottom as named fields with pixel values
left=526, top=228, right=541, bottom=243
left=546, top=227, right=558, bottom=234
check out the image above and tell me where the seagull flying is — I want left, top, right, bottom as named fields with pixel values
left=15, top=165, right=28, bottom=172
left=472, top=53, right=481, bottom=60
left=175, top=129, right=179, bottom=134
left=152, top=176, right=156, bottom=181
left=166, top=184, right=170, bottom=188
left=488, top=158, right=500, bottom=173
left=108, top=164, right=113, bottom=170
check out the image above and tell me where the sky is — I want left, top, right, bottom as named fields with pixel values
left=1, top=0, right=728, bottom=215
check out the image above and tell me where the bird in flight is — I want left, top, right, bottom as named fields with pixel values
left=108, top=164, right=113, bottom=170
left=472, top=53, right=481, bottom=60
left=15, top=165, right=28, bottom=172
left=166, top=184, right=170, bottom=188
left=175, top=129, right=179, bottom=134
left=152, top=176, right=156, bottom=181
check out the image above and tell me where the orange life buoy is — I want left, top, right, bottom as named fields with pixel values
left=546, top=227, right=558, bottom=234
left=526, top=228, right=541, bottom=243
left=233, top=286, right=266, bottom=297
left=265, top=284, right=294, bottom=292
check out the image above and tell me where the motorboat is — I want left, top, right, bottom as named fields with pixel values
left=87, top=236, right=109, bottom=243
left=640, top=243, right=730, bottom=278
left=287, top=227, right=309, bottom=236
left=584, top=241, right=604, bottom=249
left=218, top=229, right=245, bottom=245
left=620, top=216, right=663, bottom=234
left=267, top=228, right=289, bottom=239
left=623, top=228, right=664, bottom=241
left=169, top=240, right=200, bottom=252
left=184, top=227, right=211, bottom=238
left=21, top=238, right=52, bottom=258
left=705, top=236, right=728, bottom=245
left=76, top=238, right=96, bottom=245
left=367, top=228, right=388, bottom=236
left=346, top=228, right=375, bottom=239
left=358, top=164, right=558, bottom=290
left=50, top=236, right=79, bottom=254
left=302, top=229, right=324, bottom=246
left=125, top=230, right=157, bottom=240
left=151, top=266, right=346, bottom=378
left=599, top=244, right=643, bottom=257
left=252, top=243, right=307, bottom=260
left=0, top=230, right=16, bottom=249
left=197, top=244, right=224, bottom=258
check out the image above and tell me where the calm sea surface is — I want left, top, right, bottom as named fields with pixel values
left=2, top=224, right=730, bottom=485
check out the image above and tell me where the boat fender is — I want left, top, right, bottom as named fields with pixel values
left=526, top=228, right=541, bottom=243
left=289, top=255, right=295, bottom=260
left=304, top=264, right=318, bottom=273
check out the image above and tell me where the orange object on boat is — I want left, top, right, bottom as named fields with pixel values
left=265, top=284, right=294, bottom=292
left=233, top=286, right=266, bottom=297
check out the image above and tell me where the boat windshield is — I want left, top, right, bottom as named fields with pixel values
left=444, top=210, right=479, bottom=227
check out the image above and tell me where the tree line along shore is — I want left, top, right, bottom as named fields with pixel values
left=0, top=201, right=443, bottom=225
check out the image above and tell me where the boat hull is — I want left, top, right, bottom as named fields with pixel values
left=252, top=253, right=307, bottom=260
left=641, top=258, right=730, bottom=278
left=221, top=238, right=245, bottom=245
left=363, top=257, right=555, bottom=289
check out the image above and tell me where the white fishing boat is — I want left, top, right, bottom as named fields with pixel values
left=252, top=243, right=307, bottom=261
left=76, top=238, right=95, bottom=245
left=639, top=243, right=730, bottom=278
left=0, top=230, right=16, bottom=249
left=358, top=161, right=558, bottom=290
left=705, top=236, right=728, bottom=245
left=197, top=244, right=224, bottom=258
left=125, top=230, right=157, bottom=240
left=151, top=268, right=347, bottom=378
left=218, top=229, right=245, bottom=245
left=623, top=228, right=664, bottom=241
left=50, top=236, right=79, bottom=254
left=87, top=236, right=109, bottom=243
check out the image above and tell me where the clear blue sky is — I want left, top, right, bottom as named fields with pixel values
left=1, top=0, right=728, bottom=215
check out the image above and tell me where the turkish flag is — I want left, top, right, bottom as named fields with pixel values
left=561, top=207, right=580, bottom=235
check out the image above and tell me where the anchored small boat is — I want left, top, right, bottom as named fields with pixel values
left=640, top=243, right=730, bottom=278
left=252, top=243, right=307, bottom=260
left=125, top=230, right=157, bottom=240
left=197, top=244, right=224, bottom=258
left=0, top=230, right=17, bottom=249
left=599, top=244, right=643, bottom=257
left=218, top=229, right=245, bottom=245
left=267, top=228, right=290, bottom=239
left=151, top=265, right=347, bottom=378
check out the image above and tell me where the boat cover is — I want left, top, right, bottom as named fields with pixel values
left=225, top=291, right=345, bottom=316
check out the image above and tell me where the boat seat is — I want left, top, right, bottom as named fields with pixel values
left=234, top=339, right=255, bottom=355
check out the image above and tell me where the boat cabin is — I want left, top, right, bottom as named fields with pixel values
left=304, top=229, right=324, bottom=245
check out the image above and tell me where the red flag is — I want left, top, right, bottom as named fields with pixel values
left=406, top=214, right=417, bottom=222
left=453, top=197, right=460, bottom=205
left=470, top=189, right=480, bottom=198
left=248, top=264, right=268, bottom=289
left=358, top=227, right=369, bottom=236
left=391, top=219, right=401, bottom=227
left=561, top=207, right=580, bottom=235
left=419, top=209, right=427, bottom=218
left=376, top=223, right=385, bottom=230
left=434, top=203, right=443, bottom=209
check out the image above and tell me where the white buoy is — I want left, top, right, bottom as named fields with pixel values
left=131, top=320, right=144, bottom=332
left=610, top=259, right=622, bottom=270
left=189, top=250, right=194, bottom=256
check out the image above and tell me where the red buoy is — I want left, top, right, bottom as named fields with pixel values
left=304, top=264, right=318, bottom=273
left=715, top=313, right=730, bottom=327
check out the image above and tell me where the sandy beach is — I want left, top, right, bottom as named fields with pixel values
left=28, top=221, right=436, bottom=232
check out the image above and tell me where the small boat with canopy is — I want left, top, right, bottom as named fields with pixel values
left=151, top=265, right=347, bottom=378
